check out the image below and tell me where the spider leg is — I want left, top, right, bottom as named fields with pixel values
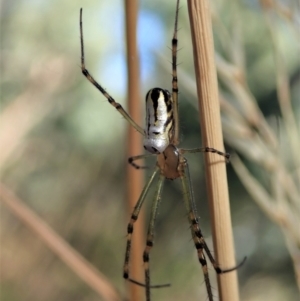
left=79, top=9, right=144, bottom=136
left=143, top=173, right=165, bottom=301
left=180, top=158, right=245, bottom=300
left=125, top=171, right=169, bottom=294
left=180, top=159, right=214, bottom=301
left=128, top=278, right=170, bottom=289
left=128, top=154, right=156, bottom=170
left=123, top=168, right=159, bottom=281
left=171, top=0, right=180, bottom=146
left=181, top=147, right=230, bottom=163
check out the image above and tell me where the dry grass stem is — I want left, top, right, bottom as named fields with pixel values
left=187, top=1, right=239, bottom=300
left=124, top=0, right=145, bottom=300
left=0, top=183, right=123, bottom=301
left=191, top=0, right=300, bottom=292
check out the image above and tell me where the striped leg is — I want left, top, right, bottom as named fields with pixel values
left=123, top=168, right=159, bottom=281
left=181, top=147, right=230, bottom=163
left=143, top=173, right=165, bottom=301
left=126, top=172, right=169, bottom=296
left=79, top=9, right=144, bottom=136
left=128, top=154, right=156, bottom=170
left=180, top=159, right=214, bottom=300
left=180, top=159, right=246, bottom=300
left=171, top=0, right=180, bottom=146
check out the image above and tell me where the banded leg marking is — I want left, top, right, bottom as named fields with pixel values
left=79, top=9, right=144, bottom=136
left=126, top=173, right=170, bottom=294
left=171, top=0, right=180, bottom=146
left=181, top=160, right=246, bottom=300
left=181, top=147, right=230, bottom=163
left=189, top=212, right=214, bottom=300
left=180, top=160, right=217, bottom=301
left=128, top=154, right=155, bottom=170
left=143, top=174, right=165, bottom=301
left=123, top=168, right=159, bottom=280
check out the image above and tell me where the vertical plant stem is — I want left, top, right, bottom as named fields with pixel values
left=187, top=1, right=239, bottom=300
left=124, top=1, right=145, bottom=301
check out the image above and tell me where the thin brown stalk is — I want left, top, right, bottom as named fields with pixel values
left=187, top=1, right=239, bottom=301
left=124, top=1, right=145, bottom=301
left=0, top=183, right=122, bottom=301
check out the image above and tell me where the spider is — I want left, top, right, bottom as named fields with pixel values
left=79, top=1, right=244, bottom=300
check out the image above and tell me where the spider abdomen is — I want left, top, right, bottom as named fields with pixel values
left=143, top=88, right=174, bottom=154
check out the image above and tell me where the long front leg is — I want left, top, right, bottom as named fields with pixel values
left=79, top=9, right=144, bottom=135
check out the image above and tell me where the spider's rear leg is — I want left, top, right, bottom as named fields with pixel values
left=142, top=174, right=165, bottom=301
left=123, top=168, right=159, bottom=280
left=190, top=212, right=246, bottom=291
left=189, top=213, right=215, bottom=300
left=179, top=147, right=247, bottom=275
left=180, top=159, right=215, bottom=300
left=192, top=216, right=246, bottom=275
left=124, top=170, right=169, bottom=298
left=180, top=159, right=244, bottom=301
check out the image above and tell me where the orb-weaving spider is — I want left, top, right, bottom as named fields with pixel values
left=79, top=1, right=244, bottom=300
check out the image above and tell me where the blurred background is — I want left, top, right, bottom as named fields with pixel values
left=1, top=0, right=299, bottom=301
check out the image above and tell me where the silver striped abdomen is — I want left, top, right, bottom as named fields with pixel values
left=143, top=88, right=174, bottom=154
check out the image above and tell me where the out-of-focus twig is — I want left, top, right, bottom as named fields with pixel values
left=0, top=182, right=123, bottom=301
left=124, top=0, right=145, bottom=300
left=0, top=57, right=72, bottom=170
